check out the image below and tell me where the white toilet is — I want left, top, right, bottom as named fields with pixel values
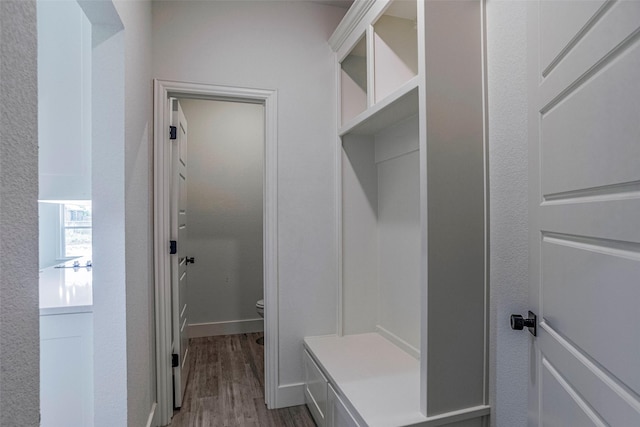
left=256, top=299, right=264, bottom=345
left=256, top=299, right=264, bottom=318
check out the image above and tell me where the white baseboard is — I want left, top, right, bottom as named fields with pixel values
left=188, top=318, right=264, bottom=338
left=376, top=325, right=420, bottom=359
left=145, top=402, right=157, bottom=427
left=274, top=382, right=305, bottom=408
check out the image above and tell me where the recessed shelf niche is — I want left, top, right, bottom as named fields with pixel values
left=340, top=36, right=368, bottom=125
left=373, top=0, right=418, bottom=103
left=341, top=113, right=421, bottom=356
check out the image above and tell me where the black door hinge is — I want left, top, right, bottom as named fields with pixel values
left=169, top=126, right=177, bottom=140
left=170, top=240, right=177, bottom=255
left=172, top=353, right=179, bottom=368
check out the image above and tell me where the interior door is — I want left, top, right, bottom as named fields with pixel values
left=171, top=98, right=190, bottom=408
left=526, top=1, right=640, bottom=425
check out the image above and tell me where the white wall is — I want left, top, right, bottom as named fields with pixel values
left=90, top=10, right=127, bottom=427
left=110, top=1, right=156, bottom=425
left=0, top=1, right=40, bottom=425
left=152, top=1, right=345, bottom=401
left=38, top=0, right=92, bottom=201
left=180, top=99, right=265, bottom=328
left=341, top=135, right=378, bottom=336
left=81, top=0, right=155, bottom=425
left=486, top=1, right=529, bottom=426
left=375, top=116, right=420, bottom=351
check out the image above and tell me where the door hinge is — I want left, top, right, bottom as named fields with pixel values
left=170, top=240, right=177, bottom=255
left=169, top=126, right=177, bottom=140
left=172, top=353, right=179, bottom=368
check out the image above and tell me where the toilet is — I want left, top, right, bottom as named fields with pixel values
left=256, top=299, right=264, bottom=345
left=256, top=299, right=264, bottom=318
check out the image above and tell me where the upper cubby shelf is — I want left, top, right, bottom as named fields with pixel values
left=340, top=36, right=368, bottom=125
left=338, top=0, right=419, bottom=136
left=373, top=0, right=418, bottom=103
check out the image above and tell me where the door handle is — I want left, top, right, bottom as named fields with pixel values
left=510, top=311, right=537, bottom=336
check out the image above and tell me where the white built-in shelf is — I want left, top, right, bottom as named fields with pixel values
left=304, top=333, right=427, bottom=427
left=339, top=75, right=418, bottom=136
left=311, top=0, right=489, bottom=424
left=339, top=0, right=418, bottom=132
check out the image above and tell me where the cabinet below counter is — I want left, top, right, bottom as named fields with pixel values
left=41, top=312, right=93, bottom=427
left=40, top=259, right=94, bottom=426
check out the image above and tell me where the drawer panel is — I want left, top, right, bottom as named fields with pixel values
left=306, top=387, right=326, bottom=427
left=304, top=350, right=328, bottom=426
left=328, top=384, right=361, bottom=427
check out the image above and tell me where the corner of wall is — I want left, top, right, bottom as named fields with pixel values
left=0, top=1, right=40, bottom=425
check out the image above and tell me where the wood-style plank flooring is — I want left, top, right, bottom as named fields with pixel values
left=168, top=333, right=316, bottom=427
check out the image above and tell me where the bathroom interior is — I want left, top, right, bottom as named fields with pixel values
left=175, top=97, right=266, bottom=343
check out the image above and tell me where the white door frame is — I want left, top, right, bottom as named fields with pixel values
left=153, top=79, right=278, bottom=425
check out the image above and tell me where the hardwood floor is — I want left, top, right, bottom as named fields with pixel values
left=168, top=333, right=316, bottom=427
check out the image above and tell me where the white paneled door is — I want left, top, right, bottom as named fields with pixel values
left=526, top=1, right=640, bottom=425
left=171, top=98, right=190, bottom=408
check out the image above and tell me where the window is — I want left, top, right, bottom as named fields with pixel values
left=62, top=202, right=92, bottom=258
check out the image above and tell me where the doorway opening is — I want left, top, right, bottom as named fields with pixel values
left=153, top=80, right=278, bottom=426
left=177, top=97, right=265, bottom=338
left=37, top=0, right=125, bottom=426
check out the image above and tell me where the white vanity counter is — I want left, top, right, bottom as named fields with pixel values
left=39, top=258, right=93, bottom=315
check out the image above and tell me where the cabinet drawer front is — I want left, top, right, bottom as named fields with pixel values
left=304, top=350, right=328, bottom=425
left=328, top=384, right=361, bottom=427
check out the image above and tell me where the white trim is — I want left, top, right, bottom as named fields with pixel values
left=153, top=79, right=279, bottom=424
left=480, top=0, right=491, bottom=408
left=366, top=24, right=375, bottom=108
left=263, top=89, right=279, bottom=409
left=417, top=405, right=491, bottom=427
left=188, top=319, right=264, bottom=338
left=416, top=0, right=428, bottom=416
left=276, top=383, right=306, bottom=408
left=328, top=0, right=377, bottom=51
left=153, top=80, right=173, bottom=427
left=334, top=51, right=344, bottom=336
left=145, top=402, right=157, bottom=427
left=375, top=325, right=420, bottom=360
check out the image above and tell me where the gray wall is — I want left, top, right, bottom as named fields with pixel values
left=180, top=99, right=265, bottom=326
left=152, top=1, right=345, bottom=393
left=486, top=1, right=529, bottom=426
left=0, top=1, right=40, bottom=425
